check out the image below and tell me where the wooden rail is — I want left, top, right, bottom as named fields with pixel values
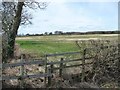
left=2, top=56, right=94, bottom=69
left=2, top=60, right=45, bottom=68
left=47, top=57, right=93, bottom=65
left=52, top=62, right=93, bottom=70
left=46, top=51, right=81, bottom=57
left=2, top=73, right=52, bottom=80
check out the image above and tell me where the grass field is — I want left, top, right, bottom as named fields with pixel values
left=16, top=34, right=118, bottom=57
left=4, top=34, right=119, bottom=88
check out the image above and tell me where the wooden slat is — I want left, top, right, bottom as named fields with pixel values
left=2, top=57, right=94, bottom=68
left=47, top=57, right=93, bottom=65
left=2, top=73, right=52, bottom=80
left=53, top=62, right=93, bottom=70
left=0, top=64, right=2, bottom=68
left=81, top=49, right=86, bottom=82
left=2, top=53, right=117, bottom=69
left=47, top=59, right=81, bottom=65
left=3, top=60, right=45, bottom=68
left=46, top=51, right=81, bottom=57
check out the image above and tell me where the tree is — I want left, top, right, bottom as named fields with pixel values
left=54, top=31, right=63, bottom=35
left=44, top=32, right=48, bottom=35
left=2, top=1, right=49, bottom=61
left=49, top=32, right=52, bottom=35
left=2, top=2, right=23, bottom=60
left=9, top=2, right=24, bottom=58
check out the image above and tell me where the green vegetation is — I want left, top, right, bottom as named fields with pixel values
left=16, top=40, right=79, bottom=55
left=16, top=34, right=118, bottom=57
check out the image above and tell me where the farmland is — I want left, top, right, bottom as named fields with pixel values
left=3, top=34, right=119, bottom=88
left=16, top=34, right=118, bottom=57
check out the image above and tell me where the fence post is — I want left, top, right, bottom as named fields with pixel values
left=81, top=49, right=86, bottom=82
left=44, top=55, right=47, bottom=87
left=19, top=54, right=25, bottom=88
left=0, top=33, right=2, bottom=90
left=48, top=64, right=54, bottom=86
left=59, top=58, right=63, bottom=77
left=48, top=66, right=52, bottom=86
left=50, top=64, right=54, bottom=73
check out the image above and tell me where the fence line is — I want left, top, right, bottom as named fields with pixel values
left=2, top=44, right=118, bottom=68
left=1, top=44, right=118, bottom=87
left=2, top=57, right=95, bottom=69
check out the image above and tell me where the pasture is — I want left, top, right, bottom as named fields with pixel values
left=16, top=34, right=118, bottom=58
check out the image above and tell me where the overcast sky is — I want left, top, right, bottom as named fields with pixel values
left=18, top=0, right=119, bottom=34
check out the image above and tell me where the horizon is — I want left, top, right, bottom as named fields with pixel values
left=17, top=30, right=118, bottom=35
left=18, top=1, right=118, bottom=34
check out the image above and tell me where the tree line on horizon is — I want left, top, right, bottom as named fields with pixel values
left=17, top=30, right=120, bottom=37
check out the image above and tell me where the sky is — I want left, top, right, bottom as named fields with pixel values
left=18, top=0, right=119, bottom=34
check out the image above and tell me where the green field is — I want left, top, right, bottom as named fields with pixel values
left=16, top=34, right=118, bottom=57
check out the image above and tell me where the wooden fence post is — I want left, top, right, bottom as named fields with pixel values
left=59, top=58, right=63, bottom=77
left=44, top=55, right=47, bottom=87
left=50, top=64, right=54, bottom=73
left=19, top=54, right=25, bottom=88
left=81, top=49, right=86, bottom=82
left=48, top=66, right=52, bottom=86
left=0, top=33, right=2, bottom=90
left=48, top=64, right=54, bottom=86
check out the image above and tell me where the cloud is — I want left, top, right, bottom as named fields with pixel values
left=18, top=2, right=118, bottom=34
left=44, top=2, right=106, bottom=29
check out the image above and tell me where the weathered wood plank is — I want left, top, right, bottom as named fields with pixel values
left=46, top=51, right=81, bottom=57
left=2, top=73, right=52, bottom=80
left=44, top=55, right=47, bottom=87
left=47, top=57, right=93, bottom=65
left=2, top=53, right=117, bottom=69
left=0, top=33, right=2, bottom=90
left=2, top=60, right=45, bottom=68
left=53, top=62, right=93, bottom=70
left=47, top=66, right=52, bottom=86
left=19, top=55, right=25, bottom=88
left=59, top=58, right=63, bottom=77
left=2, top=57, right=93, bottom=68
left=81, top=49, right=86, bottom=82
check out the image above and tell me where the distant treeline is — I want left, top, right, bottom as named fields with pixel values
left=61, top=31, right=120, bottom=35
left=17, top=30, right=120, bottom=37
